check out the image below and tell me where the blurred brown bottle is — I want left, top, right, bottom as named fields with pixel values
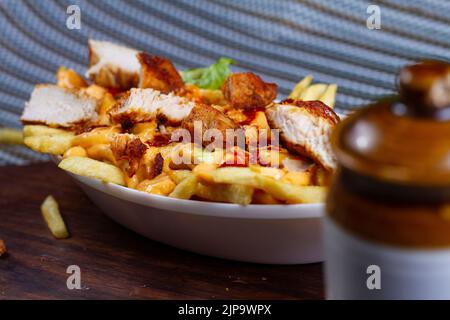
left=324, top=61, right=450, bottom=300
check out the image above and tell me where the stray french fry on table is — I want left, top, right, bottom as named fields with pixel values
left=40, top=195, right=70, bottom=239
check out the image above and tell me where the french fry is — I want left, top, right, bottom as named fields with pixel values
left=197, top=167, right=258, bottom=186
left=313, top=165, right=331, bottom=186
left=97, top=92, right=116, bottom=126
left=199, top=89, right=227, bottom=105
left=195, top=183, right=254, bottom=205
left=167, top=169, right=193, bottom=184
left=125, top=174, right=140, bottom=189
left=71, top=127, right=120, bottom=149
left=192, top=163, right=219, bottom=176
left=226, top=108, right=247, bottom=123
left=169, top=174, right=198, bottom=199
left=24, top=134, right=74, bottom=155
left=23, top=125, right=72, bottom=138
left=58, top=156, right=126, bottom=185
left=56, top=66, right=87, bottom=89
left=131, top=121, right=157, bottom=141
left=319, top=84, right=337, bottom=108
left=198, top=167, right=325, bottom=203
left=136, top=174, right=176, bottom=196
left=0, top=128, right=24, bottom=144
left=255, top=175, right=326, bottom=203
left=84, top=84, right=107, bottom=100
left=63, top=146, right=87, bottom=158
left=300, top=83, right=328, bottom=101
left=252, top=190, right=282, bottom=204
left=289, top=75, right=313, bottom=99
left=248, top=111, right=270, bottom=130
left=23, top=125, right=74, bottom=154
left=258, top=148, right=287, bottom=167
left=281, top=171, right=311, bottom=186
left=249, top=165, right=284, bottom=180
left=86, top=144, right=116, bottom=164
left=40, top=195, right=69, bottom=239
left=165, top=143, right=222, bottom=170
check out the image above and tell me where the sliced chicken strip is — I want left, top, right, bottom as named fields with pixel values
left=109, top=88, right=195, bottom=127
left=222, top=72, right=277, bottom=109
left=86, top=40, right=140, bottom=89
left=266, top=99, right=339, bottom=171
left=181, top=104, right=238, bottom=147
left=137, top=52, right=184, bottom=93
left=21, top=85, right=98, bottom=127
left=111, top=133, right=148, bottom=177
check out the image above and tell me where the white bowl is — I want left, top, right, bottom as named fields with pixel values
left=53, top=150, right=323, bottom=265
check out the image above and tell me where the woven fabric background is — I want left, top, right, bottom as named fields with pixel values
left=1, top=0, right=449, bottom=165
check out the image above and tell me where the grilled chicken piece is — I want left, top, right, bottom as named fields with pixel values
left=181, top=104, right=238, bottom=147
left=86, top=40, right=140, bottom=89
left=266, top=99, right=340, bottom=171
left=222, top=72, right=277, bottom=109
left=21, top=85, right=98, bottom=127
left=137, top=53, right=184, bottom=93
left=109, top=88, right=195, bottom=127
left=111, top=134, right=148, bottom=177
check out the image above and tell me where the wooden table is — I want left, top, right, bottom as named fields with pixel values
left=0, top=162, right=323, bottom=299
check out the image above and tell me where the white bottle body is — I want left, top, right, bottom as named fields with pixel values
left=324, top=217, right=450, bottom=300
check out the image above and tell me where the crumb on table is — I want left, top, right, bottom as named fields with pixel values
left=0, top=239, right=7, bottom=257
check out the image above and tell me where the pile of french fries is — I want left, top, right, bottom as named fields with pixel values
left=13, top=70, right=337, bottom=206
left=21, top=121, right=328, bottom=205
left=289, top=75, right=337, bottom=108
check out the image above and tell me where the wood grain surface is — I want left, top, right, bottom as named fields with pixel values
left=0, top=162, right=323, bottom=300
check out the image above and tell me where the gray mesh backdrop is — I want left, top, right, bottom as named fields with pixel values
left=1, top=0, right=449, bottom=165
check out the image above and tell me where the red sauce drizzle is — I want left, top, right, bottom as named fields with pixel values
left=107, top=87, right=126, bottom=97
left=239, top=107, right=266, bottom=125
left=147, top=134, right=172, bottom=147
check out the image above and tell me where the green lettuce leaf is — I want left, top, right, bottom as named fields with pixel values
left=181, top=57, right=235, bottom=90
